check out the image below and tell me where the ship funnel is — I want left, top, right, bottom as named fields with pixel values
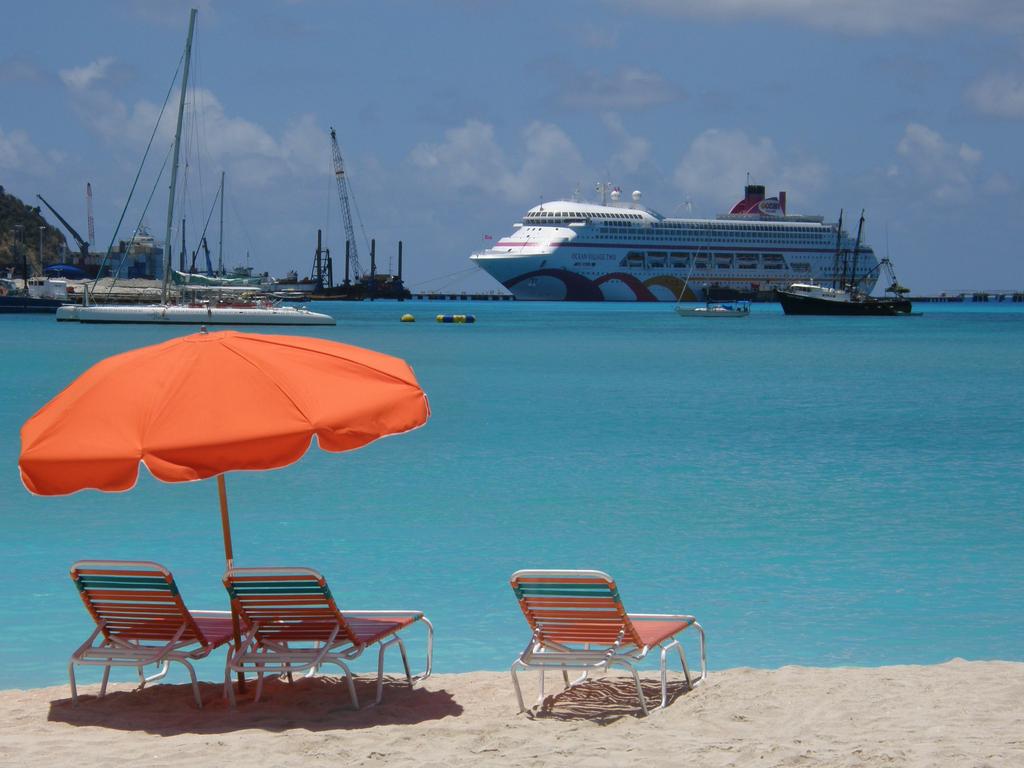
left=779, top=190, right=787, bottom=215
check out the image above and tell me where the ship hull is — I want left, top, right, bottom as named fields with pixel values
left=0, top=296, right=62, bottom=313
left=776, top=290, right=912, bottom=316
left=472, top=256, right=872, bottom=303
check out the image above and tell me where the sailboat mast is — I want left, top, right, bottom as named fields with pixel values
left=161, top=7, right=198, bottom=304
left=218, top=170, right=225, bottom=275
left=851, top=210, right=865, bottom=292
left=832, top=210, right=843, bottom=289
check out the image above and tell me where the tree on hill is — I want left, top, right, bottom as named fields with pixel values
left=0, top=185, right=69, bottom=277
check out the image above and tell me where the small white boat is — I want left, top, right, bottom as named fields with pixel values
left=675, top=301, right=750, bottom=317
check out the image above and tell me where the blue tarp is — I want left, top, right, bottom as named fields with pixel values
left=44, top=264, right=87, bottom=279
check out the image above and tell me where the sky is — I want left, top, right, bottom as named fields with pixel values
left=2, top=0, right=1024, bottom=294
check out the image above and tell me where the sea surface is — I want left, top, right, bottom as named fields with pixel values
left=1, top=300, right=1022, bottom=690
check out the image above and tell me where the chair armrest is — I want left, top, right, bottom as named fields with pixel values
left=627, top=613, right=697, bottom=622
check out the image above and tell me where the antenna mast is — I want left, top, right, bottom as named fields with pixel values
left=217, top=170, right=224, bottom=275
left=832, top=210, right=843, bottom=290
left=161, top=7, right=197, bottom=303
left=329, top=127, right=362, bottom=279
left=850, top=210, right=865, bottom=293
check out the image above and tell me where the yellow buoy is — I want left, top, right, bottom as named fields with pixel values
left=400, top=313, right=415, bottom=323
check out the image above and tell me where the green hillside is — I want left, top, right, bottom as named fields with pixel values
left=0, top=185, right=68, bottom=276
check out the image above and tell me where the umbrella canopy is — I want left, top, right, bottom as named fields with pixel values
left=20, top=330, right=430, bottom=495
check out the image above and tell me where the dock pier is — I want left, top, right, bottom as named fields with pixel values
left=410, top=292, right=515, bottom=301
left=909, top=291, right=1024, bottom=303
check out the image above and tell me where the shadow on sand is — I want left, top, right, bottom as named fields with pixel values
left=47, top=676, right=463, bottom=734
left=528, top=676, right=697, bottom=725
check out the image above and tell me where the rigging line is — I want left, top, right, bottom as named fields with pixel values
left=103, top=144, right=173, bottom=296
left=227, top=193, right=258, bottom=267
left=324, top=158, right=333, bottom=256
left=91, top=49, right=185, bottom=291
left=344, top=158, right=372, bottom=255
left=189, top=28, right=206, bottom=238
left=408, top=266, right=479, bottom=288
left=190, top=183, right=221, bottom=271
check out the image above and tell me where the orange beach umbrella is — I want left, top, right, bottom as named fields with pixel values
left=21, top=330, right=429, bottom=499
left=20, top=328, right=429, bottom=545
left=19, top=330, right=430, bottom=687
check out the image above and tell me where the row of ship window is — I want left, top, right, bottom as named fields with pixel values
left=522, top=215, right=833, bottom=237
left=616, top=252, right=811, bottom=271
left=595, top=229, right=829, bottom=243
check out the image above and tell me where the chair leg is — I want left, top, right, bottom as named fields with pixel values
left=224, top=663, right=237, bottom=708
left=337, top=660, right=359, bottom=710
left=510, top=661, right=528, bottom=713
left=422, top=618, right=434, bottom=680
left=180, top=659, right=202, bottom=709
left=614, top=660, right=649, bottom=717
left=676, top=643, right=692, bottom=689
left=397, top=638, right=412, bottom=686
left=100, top=666, right=111, bottom=697
left=375, top=643, right=388, bottom=704
left=693, top=621, right=707, bottom=686
left=68, top=661, right=79, bottom=707
left=660, top=645, right=670, bottom=709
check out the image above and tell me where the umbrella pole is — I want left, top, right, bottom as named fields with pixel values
left=218, top=474, right=246, bottom=693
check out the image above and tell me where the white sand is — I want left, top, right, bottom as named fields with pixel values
left=2, top=660, right=1022, bottom=767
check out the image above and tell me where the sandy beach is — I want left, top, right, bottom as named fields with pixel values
left=1, top=659, right=1021, bottom=767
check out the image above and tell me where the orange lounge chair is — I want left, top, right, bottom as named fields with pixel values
left=223, top=567, right=433, bottom=708
left=69, top=560, right=235, bottom=708
left=509, top=569, right=706, bottom=716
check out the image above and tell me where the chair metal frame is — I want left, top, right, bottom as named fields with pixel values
left=68, top=559, right=233, bottom=708
left=223, top=567, right=433, bottom=709
left=509, top=569, right=706, bottom=716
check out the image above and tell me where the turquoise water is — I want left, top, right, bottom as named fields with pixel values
left=1, top=301, right=1022, bottom=689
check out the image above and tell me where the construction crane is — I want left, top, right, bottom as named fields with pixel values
left=329, top=127, right=362, bottom=280
left=85, top=183, right=95, bottom=246
left=36, top=193, right=89, bottom=265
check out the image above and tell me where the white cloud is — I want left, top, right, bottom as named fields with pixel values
left=673, top=129, right=827, bottom=212
left=0, top=126, right=61, bottom=176
left=895, top=122, right=981, bottom=203
left=603, top=114, right=651, bottom=174
left=410, top=120, right=586, bottom=202
left=59, top=57, right=114, bottom=91
left=622, top=0, right=1024, bottom=34
left=61, top=63, right=327, bottom=189
left=966, top=72, right=1024, bottom=118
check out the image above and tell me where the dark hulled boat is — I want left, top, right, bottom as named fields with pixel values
left=776, top=283, right=911, bottom=315
left=777, top=210, right=913, bottom=316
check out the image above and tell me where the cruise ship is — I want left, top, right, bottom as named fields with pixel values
left=470, top=184, right=879, bottom=301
